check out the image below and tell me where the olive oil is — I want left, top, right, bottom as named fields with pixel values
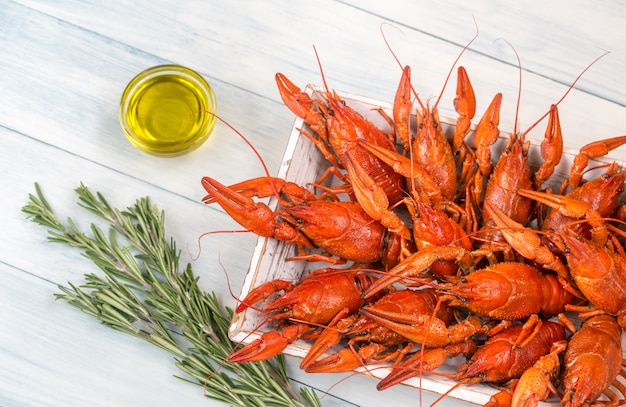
left=120, top=65, right=216, bottom=155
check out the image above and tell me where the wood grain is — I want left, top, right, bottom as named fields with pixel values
left=2, top=0, right=625, bottom=406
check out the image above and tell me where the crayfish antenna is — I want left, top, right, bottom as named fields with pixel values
left=380, top=17, right=479, bottom=111
left=499, top=38, right=523, bottom=138
left=217, top=257, right=266, bottom=315
left=206, top=114, right=282, bottom=200
left=432, top=16, right=480, bottom=111
left=519, top=49, right=611, bottom=141
left=312, top=44, right=331, bottom=96
left=416, top=294, right=448, bottom=407
left=430, top=379, right=468, bottom=407
left=380, top=22, right=424, bottom=111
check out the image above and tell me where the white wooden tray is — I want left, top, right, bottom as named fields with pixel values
left=229, top=86, right=626, bottom=406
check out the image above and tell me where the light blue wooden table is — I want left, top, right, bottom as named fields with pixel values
left=2, top=1, right=625, bottom=406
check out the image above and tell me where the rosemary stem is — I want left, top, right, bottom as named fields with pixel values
left=23, top=183, right=321, bottom=407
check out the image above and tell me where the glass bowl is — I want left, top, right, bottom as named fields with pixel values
left=119, top=64, right=217, bottom=156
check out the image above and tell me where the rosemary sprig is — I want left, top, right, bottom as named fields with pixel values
left=22, top=182, right=321, bottom=407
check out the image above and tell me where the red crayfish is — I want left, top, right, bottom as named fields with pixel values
left=200, top=40, right=626, bottom=407
left=228, top=268, right=380, bottom=363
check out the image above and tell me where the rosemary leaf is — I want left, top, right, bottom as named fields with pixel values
left=23, top=182, right=321, bottom=407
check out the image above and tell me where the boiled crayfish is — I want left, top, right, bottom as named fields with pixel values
left=202, top=176, right=415, bottom=267
left=202, top=42, right=626, bottom=407
left=228, top=268, right=380, bottom=363
left=560, top=314, right=626, bottom=407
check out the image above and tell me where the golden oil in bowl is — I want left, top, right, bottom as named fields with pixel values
left=119, top=65, right=217, bottom=156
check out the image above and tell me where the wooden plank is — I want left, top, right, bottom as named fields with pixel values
left=0, top=263, right=210, bottom=407
left=1, top=1, right=294, bottom=198
left=9, top=0, right=626, bottom=157
left=3, top=0, right=626, bottom=406
left=2, top=126, right=258, bottom=298
left=0, top=260, right=353, bottom=407
left=2, top=129, right=361, bottom=406
left=338, top=0, right=626, bottom=107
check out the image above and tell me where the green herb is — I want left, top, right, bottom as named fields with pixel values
left=22, top=182, right=321, bottom=407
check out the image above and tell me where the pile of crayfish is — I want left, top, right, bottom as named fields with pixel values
left=201, top=55, right=626, bottom=407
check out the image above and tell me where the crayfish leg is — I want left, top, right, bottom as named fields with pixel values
left=561, top=134, right=626, bottom=193
left=376, top=340, right=476, bottom=391
left=513, top=315, right=543, bottom=348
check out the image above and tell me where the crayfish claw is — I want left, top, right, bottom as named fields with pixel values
left=533, top=104, right=563, bottom=189
left=275, top=73, right=314, bottom=119
left=300, top=327, right=342, bottom=370
left=305, top=343, right=392, bottom=373
left=275, top=73, right=327, bottom=140
left=484, top=387, right=515, bottom=407
left=304, top=348, right=361, bottom=373
left=227, top=325, right=305, bottom=363
left=452, top=66, right=477, bottom=153
left=235, top=279, right=294, bottom=314
left=393, top=65, right=413, bottom=152
left=510, top=340, right=567, bottom=407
